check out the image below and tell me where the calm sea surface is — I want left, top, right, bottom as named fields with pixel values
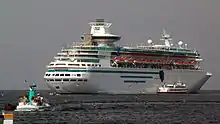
left=1, top=90, right=220, bottom=124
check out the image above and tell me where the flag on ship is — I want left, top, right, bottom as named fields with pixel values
left=159, top=70, right=164, bottom=82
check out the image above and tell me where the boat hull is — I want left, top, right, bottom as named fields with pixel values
left=44, top=68, right=212, bottom=94
left=157, top=91, right=187, bottom=94
left=15, top=104, right=50, bottom=112
left=15, top=105, right=40, bottom=112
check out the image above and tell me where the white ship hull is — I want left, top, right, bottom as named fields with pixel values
left=44, top=68, right=212, bottom=94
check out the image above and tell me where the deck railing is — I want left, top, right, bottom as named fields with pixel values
left=61, top=43, right=199, bottom=56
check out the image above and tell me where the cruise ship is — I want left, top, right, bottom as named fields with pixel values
left=44, top=19, right=212, bottom=94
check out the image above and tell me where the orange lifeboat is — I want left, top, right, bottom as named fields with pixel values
left=144, top=60, right=149, bottom=63
left=114, top=57, right=125, bottom=62
left=190, top=61, right=196, bottom=65
left=135, top=59, right=144, bottom=63
left=128, top=59, right=134, bottom=63
left=148, top=60, right=153, bottom=63
left=174, top=61, right=181, bottom=65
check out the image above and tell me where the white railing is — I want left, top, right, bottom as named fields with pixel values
left=60, top=42, right=199, bottom=55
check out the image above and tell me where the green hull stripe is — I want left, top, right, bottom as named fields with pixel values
left=121, top=76, right=153, bottom=78
left=47, top=70, right=159, bottom=74
left=124, top=80, right=146, bottom=83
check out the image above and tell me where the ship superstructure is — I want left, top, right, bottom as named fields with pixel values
left=44, top=19, right=212, bottom=94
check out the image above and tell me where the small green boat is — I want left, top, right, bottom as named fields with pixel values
left=15, top=82, right=50, bottom=112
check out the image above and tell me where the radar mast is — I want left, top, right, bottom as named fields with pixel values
left=160, top=28, right=172, bottom=47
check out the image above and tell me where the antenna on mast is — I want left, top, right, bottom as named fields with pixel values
left=160, top=28, right=172, bottom=47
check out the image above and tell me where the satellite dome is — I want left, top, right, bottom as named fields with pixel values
left=147, top=39, right=153, bottom=44
left=178, top=41, right=183, bottom=46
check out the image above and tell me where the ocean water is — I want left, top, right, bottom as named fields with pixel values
left=1, top=90, right=220, bottom=124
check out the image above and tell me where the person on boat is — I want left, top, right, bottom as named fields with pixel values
left=36, top=94, right=43, bottom=106
left=28, top=96, right=33, bottom=105
left=19, top=96, right=23, bottom=102
left=23, top=82, right=47, bottom=106
left=31, top=96, right=38, bottom=106
left=37, top=93, right=43, bottom=102
left=29, top=83, right=43, bottom=105
left=23, top=95, right=28, bottom=105
left=28, top=83, right=36, bottom=102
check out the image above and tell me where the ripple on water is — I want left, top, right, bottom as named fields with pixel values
left=0, top=91, right=220, bottom=124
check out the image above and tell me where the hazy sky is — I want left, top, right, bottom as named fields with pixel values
left=0, top=0, right=219, bottom=90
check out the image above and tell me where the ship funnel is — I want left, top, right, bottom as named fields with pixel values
left=96, top=19, right=105, bottom=23
left=88, top=19, right=121, bottom=46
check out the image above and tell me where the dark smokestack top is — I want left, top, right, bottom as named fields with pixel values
left=96, top=19, right=105, bottom=22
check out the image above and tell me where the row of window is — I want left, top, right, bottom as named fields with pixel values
left=81, top=64, right=101, bottom=67
left=57, top=55, right=99, bottom=58
left=77, top=60, right=100, bottom=63
left=45, top=73, right=81, bottom=77
left=49, top=63, right=101, bottom=67
left=46, top=79, right=87, bottom=82
left=59, top=51, right=98, bottom=54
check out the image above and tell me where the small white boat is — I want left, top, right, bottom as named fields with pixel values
left=157, top=81, right=188, bottom=94
left=15, top=82, right=50, bottom=112
left=15, top=102, right=50, bottom=112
